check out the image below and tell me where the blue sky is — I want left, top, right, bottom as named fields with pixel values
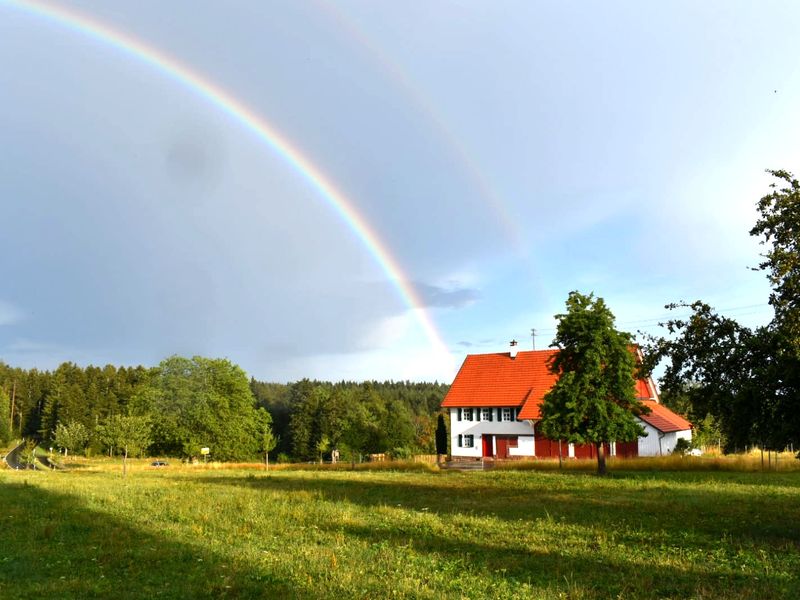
left=1, top=0, right=797, bottom=381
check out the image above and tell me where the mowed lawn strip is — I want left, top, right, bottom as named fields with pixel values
left=0, top=466, right=798, bottom=599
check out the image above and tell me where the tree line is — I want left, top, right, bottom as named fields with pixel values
left=1, top=355, right=448, bottom=462
left=250, top=379, right=448, bottom=461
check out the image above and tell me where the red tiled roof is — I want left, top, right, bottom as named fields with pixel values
left=441, top=350, right=559, bottom=410
left=442, top=350, right=688, bottom=430
left=638, top=400, right=692, bottom=433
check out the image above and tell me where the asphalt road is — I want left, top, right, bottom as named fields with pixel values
left=3, top=441, right=28, bottom=470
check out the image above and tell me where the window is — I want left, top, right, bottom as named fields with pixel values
left=463, top=408, right=473, bottom=421
left=502, top=408, right=512, bottom=421
left=462, top=434, right=474, bottom=448
left=482, top=408, right=492, bottom=421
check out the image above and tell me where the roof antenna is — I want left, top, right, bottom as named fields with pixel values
left=531, top=328, right=536, bottom=350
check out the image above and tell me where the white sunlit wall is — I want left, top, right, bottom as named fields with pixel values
left=637, top=420, right=692, bottom=456
left=449, top=407, right=536, bottom=458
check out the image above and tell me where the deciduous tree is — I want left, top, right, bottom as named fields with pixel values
left=54, top=420, right=89, bottom=457
left=539, top=292, right=648, bottom=475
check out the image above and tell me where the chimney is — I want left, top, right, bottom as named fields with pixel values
left=509, top=339, right=518, bottom=358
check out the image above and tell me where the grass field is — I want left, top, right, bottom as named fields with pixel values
left=1, top=460, right=798, bottom=599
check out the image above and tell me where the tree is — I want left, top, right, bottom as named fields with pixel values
left=97, top=415, right=151, bottom=476
left=538, top=292, right=648, bottom=475
left=54, top=420, right=89, bottom=458
left=145, top=356, right=263, bottom=461
left=257, top=408, right=278, bottom=470
left=751, top=169, right=800, bottom=353
left=316, top=434, right=331, bottom=464
left=643, top=169, right=800, bottom=454
left=435, top=413, right=448, bottom=460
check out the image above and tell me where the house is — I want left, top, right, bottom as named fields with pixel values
left=441, top=344, right=691, bottom=459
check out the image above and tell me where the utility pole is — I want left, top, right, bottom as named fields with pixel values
left=530, top=328, right=536, bottom=350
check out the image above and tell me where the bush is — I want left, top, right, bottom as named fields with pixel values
left=673, top=438, right=693, bottom=455
left=388, top=447, right=414, bottom=460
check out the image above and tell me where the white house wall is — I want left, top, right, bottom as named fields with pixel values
left=449, top=408, right=535, bottom=457
left=637, top=420, right=693, bottom=456
left=509, top=436, right=535, bottom=456
left=450, top=408, right=693, bottom=459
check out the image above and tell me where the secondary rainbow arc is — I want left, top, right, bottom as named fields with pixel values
left=4, top=0, right=452, bottom=362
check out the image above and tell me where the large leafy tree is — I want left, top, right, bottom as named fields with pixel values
left=97, top=415, right=152, bottom=476
left=539, top=292, right=648, bottom=475
left=646, top=170, right=800, bottom=453
left=751, top=169, right=800, bottom=352
left=144, top=356, right=262, bottom=461
left=54, top=420, right=89, bottom=457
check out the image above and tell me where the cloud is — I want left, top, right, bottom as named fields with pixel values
left=414, top=282, right=480, bottom=308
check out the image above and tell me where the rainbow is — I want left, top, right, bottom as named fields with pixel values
left=2, top=0, right=452, bottom=362
left=315, top=0, right=528, bottom=254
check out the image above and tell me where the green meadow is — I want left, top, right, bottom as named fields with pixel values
left=1, top=461, right=798, bottom=599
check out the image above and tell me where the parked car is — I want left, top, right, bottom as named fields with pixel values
left=151, top=460, right=168, bottom=467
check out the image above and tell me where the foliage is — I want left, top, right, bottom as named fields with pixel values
left=645, top=170, right=800, bottom=453
left=751, top=169, right=800, bottom=352
left=435, top=413, right=448, bottom=455
left=1, top=359, right=449, bottom=463
left=97, top=415, right=152, bottom=458
left=692, top=412, right=726, bottom=452
left=18, top=439, right=37, bottom=468
left=257, top=408, right=278, bottom=466
left=539, top=291, right=647, bottom=474
left=672, top=437, right=692, bottom=455
left=144, top=356, right=263, bottom=461
left=0, top=408, right=11, bottom=446
left=54, top=420, right=89, bottom=456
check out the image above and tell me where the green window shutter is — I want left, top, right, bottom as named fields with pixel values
left=488, top=408, right=493, bottom=421
left=497, top=408, right=502, bottom=421
left=458, top=434, right=463, bottom=448
left=457, top=408, right=462, bottom=421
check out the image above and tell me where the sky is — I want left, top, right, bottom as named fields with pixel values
left=1, top=0, right=798, bottom=382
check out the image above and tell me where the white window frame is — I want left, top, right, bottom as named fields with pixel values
left=502, top=407, right=512, bottom=421
left=462, top=434, right=474, bottom=448
left=481, top=408, right=491, bottom=421
left=463, top=408, right=473, bottom=421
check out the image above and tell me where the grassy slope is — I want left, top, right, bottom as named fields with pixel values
left=0, top=463, right=798, bottom=599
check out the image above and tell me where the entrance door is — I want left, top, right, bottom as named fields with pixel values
left=482, top=435, right=493, bottom=458
left=496, top=437, right=509, bottom=459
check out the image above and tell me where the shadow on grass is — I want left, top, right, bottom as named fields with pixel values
left=198, top=472, right=800, bottom=598
left=0, top=480, right=304, bottom=599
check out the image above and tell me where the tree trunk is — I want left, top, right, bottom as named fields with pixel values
left=9, top=380, right=16, bottom=436
left=596, top=443, right=607, bottom=476
left=558, top=440, right=563, bottom=469
left=265, top=451, right=269, bottom=471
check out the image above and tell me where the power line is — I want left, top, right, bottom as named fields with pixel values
left=529, top=303, right=772, bottom=336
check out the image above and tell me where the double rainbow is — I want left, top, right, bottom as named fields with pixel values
left=3, top=0, right=452, bottom=362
